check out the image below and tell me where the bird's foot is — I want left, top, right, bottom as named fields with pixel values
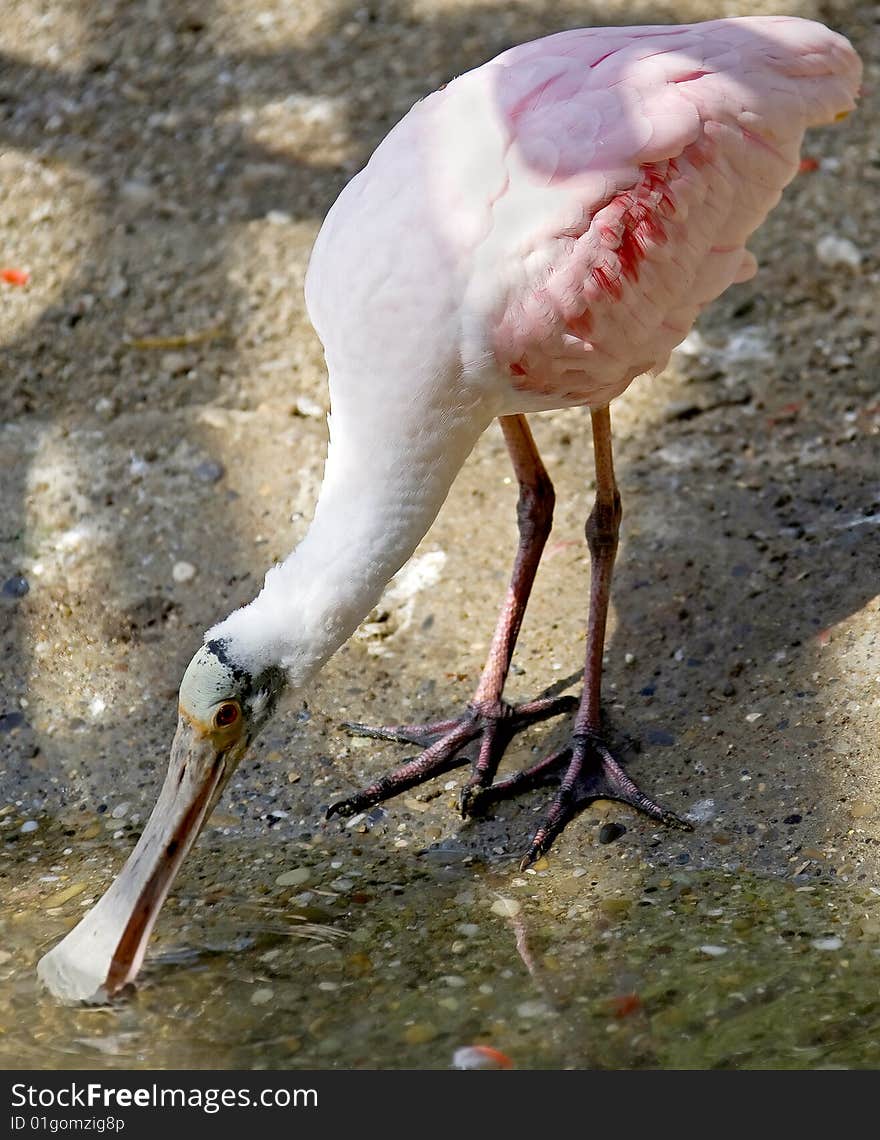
left=468, top=729, right=691, bottom=869
left=326, top=693, right=577, bottom=820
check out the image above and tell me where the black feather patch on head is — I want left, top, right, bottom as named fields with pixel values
left=204, top=638, right=287, bottom=726
left=205, top=638, right=249, bottom=683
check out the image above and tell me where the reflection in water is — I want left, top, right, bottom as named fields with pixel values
left=4, top=817, right=880, bottom=1070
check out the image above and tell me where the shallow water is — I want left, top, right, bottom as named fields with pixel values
left=4, top=811, right=880, bottom=1071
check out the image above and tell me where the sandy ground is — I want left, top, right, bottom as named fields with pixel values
left=0, top=0, right=878, bottom=1070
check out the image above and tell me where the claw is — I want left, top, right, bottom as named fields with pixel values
left=519, top=839, right=546, bottom=872
left=326, top=796, right=361, bottom=819
left=459, top=782, right=490, bottom=819
left=341, top=721, right=441, bottom=746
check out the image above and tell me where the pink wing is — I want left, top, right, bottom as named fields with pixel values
left=461, top=17, right=861, bottom=408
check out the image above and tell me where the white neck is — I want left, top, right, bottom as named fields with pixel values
left=208, top=374, right=495, bottom=687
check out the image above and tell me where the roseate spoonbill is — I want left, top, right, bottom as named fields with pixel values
left=38, top=16, right=860, bottom=1001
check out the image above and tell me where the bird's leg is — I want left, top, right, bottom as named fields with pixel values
left=327, top=414, right=576, bottom=821
left=474, top=406, right=691, bottom=867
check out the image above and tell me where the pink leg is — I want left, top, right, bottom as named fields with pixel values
left=479, top=406, right=690, bottom=866
left=327, top=415, right=576, bottom=822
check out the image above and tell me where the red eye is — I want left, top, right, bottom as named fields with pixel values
left=214, top=702, right=240, bottom=729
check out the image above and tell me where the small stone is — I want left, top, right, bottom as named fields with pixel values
left=811, top=936, right=843, bottom=951
left=193, top=459, right=225, bottom=483
left=403, top=1023, right=437, bottom=1045
left=266, top=209, right=293, bottom=225
left=815, top=234, right=862, bottom=270
left=685, top=798, right=716, bottom=824
left=160, top=352, right=189, bottom=376
left=111, top=802, right=130, bottom=819
left=451, top=1045, right=512, bottom=1070
left=783, top=813, right=802, bottom=825
left=20, top=820, right=38, bottom=833
left=490, top=897, right=521, bottom=918
left=293, top=395, right=324, bottom=419
left=2, top=576, right=29, bottom=598
left=172, top=561, right=196, bottom=583
left=745, top=712, right=762, bottom=723
left=516, top=999, right=550, bottom=1019
left=698, top=945, right=729, bottom=957
left=275, top=867, right=311, bottom=887
left=598, top=822, right=626, bottom=845
left=850, top=800, right=874, bottom=819
left=121, top=179, right=155, bottom=205
left=106, top=274, right=128, bottom=300
left=251, top=987, right=274, bottom=1005
left=44, top=882, right=87, bottom=908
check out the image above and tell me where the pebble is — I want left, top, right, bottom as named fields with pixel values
left=160, top=352, right=189, bottom=376
left=44, top=882, right=87, bottom=908
left=120, top=179, right=155, bottom=205
left=403, top=1023, right=438, bottom=1046
left=193, top=459, right=225, bottom=483
left=685, top=798, right=716, bottom=824
left=811, top=936, right=843, bottom=951
left=815, top=234, right=862, bottom=270
left=2, top=575, right=29, bottom=598
left=598, top=822, right=626, bottom=844
left=783, top=814, right=802, bottom=825
left=516, top=999, right=551, bottom=1019
left=451, top=1045, right=513, bottom=1070
left=172, top=561, right=197, bottom=583
left=111, top=802, right=130, bottom=819
left=490, top=897, right=521, bottom=918
left=20, top=820, right=38, bottom=833
left=275, top=867, right=311, bottom=887
left=293, top=395, right=324, bottom=419
left=698, top=945, right=729, bottom=957
left=251, top=987, right=274, bottom=1005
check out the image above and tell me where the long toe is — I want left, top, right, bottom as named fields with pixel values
left=329, top=696, right=576, bottom=824
left=519, top=731, right=692, bottom=867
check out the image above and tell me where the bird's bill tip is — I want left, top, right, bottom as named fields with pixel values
left=37, top=716, right=230, bottom=1003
